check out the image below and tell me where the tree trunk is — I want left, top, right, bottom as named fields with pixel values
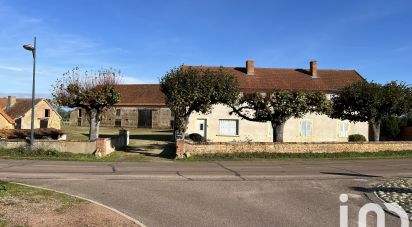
left=174, top=116, right=190, bottom=139
left=96, top=112, right=101, bottom=139
left=272, top=122, right=285, bottom=142
left=370, top=120, right=381, bottom=141
left=88, top=110, right=98, bottom=141
left=181, top=116, right=190, bottom=139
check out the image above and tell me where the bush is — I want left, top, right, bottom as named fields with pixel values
left=348, top=134, right=367, bottom=142
left=381, top=116, right=401, bottom=140
left=188, top=133, right=204, bottom=142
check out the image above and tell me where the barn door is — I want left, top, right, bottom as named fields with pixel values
left=40, top=119, right=49, bottom=128
left=138, top=110, right=152, bottom=128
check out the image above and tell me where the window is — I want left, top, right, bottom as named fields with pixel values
left=116, top=109, right=121, bottom=117
left=219, top=120, right=239, bottom=136
left=339, top=122, right=349, bottom=137
left=115, top=119, right=121, bottom=127
left=45, top=109, right=50, bottom=118
left=78, top=109, right=82, bottom=117
left=300, top=120, right=312, bottom=137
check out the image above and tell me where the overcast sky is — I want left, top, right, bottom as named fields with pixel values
left=0, top=0, right=411, bottom=97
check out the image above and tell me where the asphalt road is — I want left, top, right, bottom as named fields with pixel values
left=0, top=159, right=411, bottom=227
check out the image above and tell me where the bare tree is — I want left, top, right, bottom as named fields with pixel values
left=52, top=67, right=121, bottom=140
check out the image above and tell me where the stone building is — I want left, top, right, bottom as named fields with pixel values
left=0, top=96, right=62, bottom=129
left=70, top=84, right=173, bottom=129
left=185, top=60, right=369, bottom=142
left=0, top=108, right=15, bottom=129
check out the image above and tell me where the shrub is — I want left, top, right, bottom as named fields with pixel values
left=381, top=116, right=401, bottom=140
left=188, top=133, right=204, bottom=142
left=348, top=134, right=367, bottom=142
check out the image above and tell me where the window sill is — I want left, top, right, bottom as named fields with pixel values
left=216, top=134, right=240, bottom=137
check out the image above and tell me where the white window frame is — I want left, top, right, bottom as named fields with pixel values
left=338, top=121, right=349, bottom=137
left=299, top=120, right=312, bottom=137
left=219, top=119, right=239, bottom=136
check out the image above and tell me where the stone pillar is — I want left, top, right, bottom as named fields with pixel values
left=175, top=139, right=185, bottom=158
left=95, top=138, right=107, bottom=157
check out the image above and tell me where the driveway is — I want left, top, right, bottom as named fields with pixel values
left=0, top=159, right=411, bottom=226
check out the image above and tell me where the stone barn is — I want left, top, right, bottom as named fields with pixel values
left=70, top=84, right=173, bottom=129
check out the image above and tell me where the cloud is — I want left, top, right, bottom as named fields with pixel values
left=0, top=65, right=24, bottom=71
left=121, top=76, right=144, bottom=84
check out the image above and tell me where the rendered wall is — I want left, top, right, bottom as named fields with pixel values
left=186, top=104, right=368, bottom=142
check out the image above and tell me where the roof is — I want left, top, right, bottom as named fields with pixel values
left=3, top=99, right=42, bottom=119
left=184, top=66, right=365, bottom=93
left=113, top=84, right=166, bottom=106
left=0, top=99, right=7, bottom=109
left=0, top=108, right=15, bottom=125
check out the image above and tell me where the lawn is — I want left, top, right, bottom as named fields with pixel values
left=0, top=181, right=137, bottom=226
left=0, top=125, right=176, bottom=161
left=0, top=147, right=147, bottom=162
left=62, top=125, right=173, bottom=149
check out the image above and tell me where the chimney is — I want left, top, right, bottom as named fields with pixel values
left=246, top=60, right=255, bottom=75
left=310, top=60, right=318, bottom=78
left=7, top=96, right=16, bottom=108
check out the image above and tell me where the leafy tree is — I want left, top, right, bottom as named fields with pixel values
left=52, top=67, right=121, bottom=140
left=380, top=116, right=401, bottom=141
left=160, top=66, right=240, bottom=138
left=330, top=81, right=410, bottom=141
left=231, top=90, right=330, bottom=142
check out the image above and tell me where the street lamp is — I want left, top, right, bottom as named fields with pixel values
left=23, top=37, right=36, bottom=151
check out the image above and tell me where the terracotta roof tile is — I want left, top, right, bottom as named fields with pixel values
left=114, top=84, right=166, bottom=106
left=3, top=99, right=42, bottom=119
left=0, top=99, right=7, bottom=109
left=184, top=66, right=365, bottom=93
left=0, top=108, right=14, bottom=125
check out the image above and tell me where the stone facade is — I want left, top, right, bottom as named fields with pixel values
left=0, top=114, right=14, bottom=129
left=70, top=107, right=173, bottom=129
left=177, top=140, right=412, bottom=157
left=18, top=100, right=62, bottom=129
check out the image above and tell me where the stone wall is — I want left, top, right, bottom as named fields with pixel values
left=0, top=130, right=130, bottom=157
left=176, top=140, right=412, bottom=157
left=70, top=107, right=172, bottom=129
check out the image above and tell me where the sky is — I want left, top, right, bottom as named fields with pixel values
left=0, top=0, right=411, bottom=97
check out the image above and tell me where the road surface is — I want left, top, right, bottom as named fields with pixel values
left=0, top=159, right=411, bottom=226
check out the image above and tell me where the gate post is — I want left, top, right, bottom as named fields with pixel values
left=175, top=139, right=185, bottom=158
left=119, top=129, right=129, bottom=147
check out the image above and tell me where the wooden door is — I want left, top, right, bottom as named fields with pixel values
left=138, top=110, right=152, bottom=128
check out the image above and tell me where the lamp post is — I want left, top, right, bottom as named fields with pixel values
left=23, top=37, right=36, bottom=151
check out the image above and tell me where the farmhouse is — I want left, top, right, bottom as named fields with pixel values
left=70, top=84, right=173, bottom=129
left=185, top=60, right=369, bottom=142
left=0, top=96, right=62, bottom=129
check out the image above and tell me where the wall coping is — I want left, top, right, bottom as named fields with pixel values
left=182, top=140, right=412, bottom=145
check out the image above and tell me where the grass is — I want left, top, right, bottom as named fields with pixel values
left=0, top=180, right=85, bottom=212
left=0, top=147, right=147, bottom=162
left=0, top=181, right=86, bottom=226
left=181, top=150, right=412, bottom=161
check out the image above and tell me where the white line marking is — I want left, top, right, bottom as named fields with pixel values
left=10, top=182, right=147, bottom=227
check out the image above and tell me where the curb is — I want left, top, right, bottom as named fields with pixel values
left=364, top=179, right=412, bottom=221
left=10, top=182, right=147, bottom=227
